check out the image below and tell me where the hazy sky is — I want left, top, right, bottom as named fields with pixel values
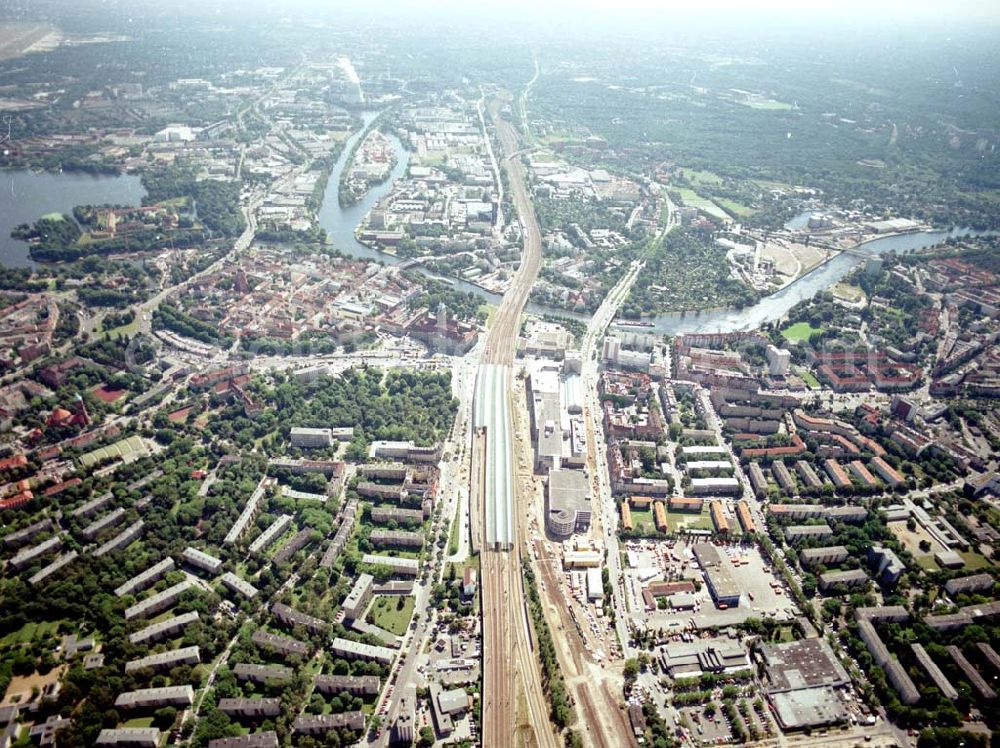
left=298, top=0, right=1000, bottom=26
left=13, top=0, right=1000, bottom=37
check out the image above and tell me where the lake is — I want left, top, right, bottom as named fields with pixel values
left=0, top=170, right=146, bottom=268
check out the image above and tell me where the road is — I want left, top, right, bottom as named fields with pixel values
left=580, top=260, right=645, bottom=662
left=477, top=89, right=505, bottom=237
left=135, top=193, right=262, bottom=337
left=577, top=181, right=678, bottom=662
left=364, top=345, right=482, bottom=747
left=478, top=93, right=556, bottom=748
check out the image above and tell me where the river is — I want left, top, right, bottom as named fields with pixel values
left=3, top=129, right=972, bottom=339
left=319, top=129, right=995, bottom=335
left=316, top=112, right=506, bottom=306
left=0, top=170, right=146, bottom=268
left=620, top=227, right=993, bottom=336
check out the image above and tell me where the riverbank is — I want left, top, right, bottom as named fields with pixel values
left=610, top=226, right=996, bottom=336
left=316, top=117, right=993, bottom=337
left=337, top=110, right=396, bottom=208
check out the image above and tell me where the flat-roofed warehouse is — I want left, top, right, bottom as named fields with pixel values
left=691, top=547, right=740, bottom=608
left=767, top=687, right=850, bottom=730
left=758, top=639, right=849, bottom=692
left=658, top=639, right=749, bottom=677
left=692, top=542, right=722, bottom=568
left=545, top=469, right=591, bottom=538
left=475, top=364, right=514, bottom=550
left=758, top=639, right=851, bottom=730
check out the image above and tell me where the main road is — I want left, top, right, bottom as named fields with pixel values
left=478, top=95, right=558, bottom=748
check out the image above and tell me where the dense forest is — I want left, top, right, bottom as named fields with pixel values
left=143, top=167, right=246, bottom=238
left=531, top=33, right=1000, bottom=230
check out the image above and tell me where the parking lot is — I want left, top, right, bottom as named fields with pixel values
left=682, top=704, right=733, bottom=745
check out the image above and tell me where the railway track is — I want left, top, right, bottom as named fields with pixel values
left=478, top=95, right=554, bottom=748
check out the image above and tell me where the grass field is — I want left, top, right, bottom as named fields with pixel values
left=630, top=508, right=655, bottom=534
left=781, top=322, right=823, bottom=343
left=447, top=510, right=461, bottom=556
left=0, top=620, right=64, bottom=647
left=102, top=314, right=141, bottom=340
left=832, top=283, right=865, bottom=305
left=665, top=508, right=713, bottom=532
left=680, top=168, right=724, bottom=186
left=799, top=370, right=821, bottom=390
left=368, top=596, right=414, bottom=636
left=627, top=506, right=713, bottom=533
left=122, top=717, right=155, bottom=728
left=959, top=549, right=994, bottom=570
left=716, top=197, right=755, bottom=218
left=676, top=188, right=731, bottom=222
left=79, top=435, right=150, bottom=468
left=753, top=178, right=795, bottom=192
